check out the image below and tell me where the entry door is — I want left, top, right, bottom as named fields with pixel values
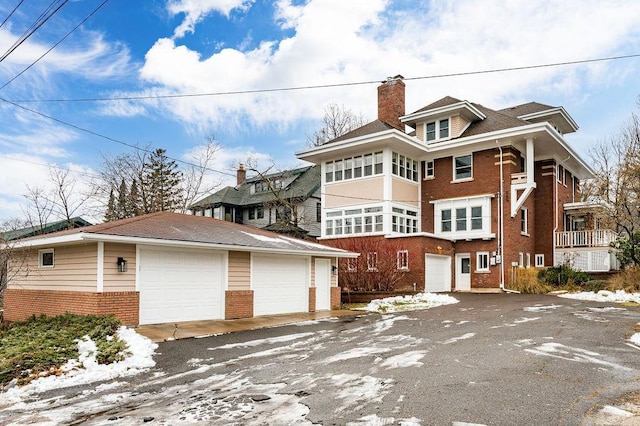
left=315, top=259, right=331, bottom=310
left=455, top=254, right=471, bottom=291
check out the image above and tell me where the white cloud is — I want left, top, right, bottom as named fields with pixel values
left=136, top=0, right=640, bottom=136
left=168, top=0, right=256, bottom=39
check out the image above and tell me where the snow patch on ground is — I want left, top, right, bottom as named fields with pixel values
left=378, top=351, right=427, bottom=369
left=364, top=292, right=459, bottom=313
left=332, top=374, right=393, bottom=413
left=558, top=290, right=640, bottom=304
left=4, top=327, right=157, bottom=403
left=524, top=342, right=631, bottom=370
left=523, top=304, right=563, bottom=312
left=442, top=333, right=476, bottom=345
left=211, top=332, right=315, bottom=350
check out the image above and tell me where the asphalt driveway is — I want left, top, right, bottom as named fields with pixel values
left=2, top=292, right=640, bottom=425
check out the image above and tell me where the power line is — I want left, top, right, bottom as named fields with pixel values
left=0, top=0, right=69, bottom=64
left=8, top=53, right=640, bottom=103
left=0, top=0, right=25, bottom=29
left=0, top=96, right=237, bottom=178
left=0, top=0, right=111, bottom=91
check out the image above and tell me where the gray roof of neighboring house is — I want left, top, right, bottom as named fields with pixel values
left=2, top=217, right=92, bottom=241
left=15, top=212, right=356, bottom=257
left=190, top=165, right=320, bottom=209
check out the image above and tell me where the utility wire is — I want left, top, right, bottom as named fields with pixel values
left=0, top=0, right=69, bottom=64
left=0, top=0, right=25, bottom=29
left=0, top=96, right=237, bottom=178
left=0, top=0, right=111, bottom=91
left=8, top=53, right=640, bottom=103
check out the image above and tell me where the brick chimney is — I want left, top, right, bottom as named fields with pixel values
left=237, top=164, right=246, bottom=186
left=377, top=75, right=405, bottom=131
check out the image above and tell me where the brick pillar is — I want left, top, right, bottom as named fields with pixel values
left=308, top=287, right=316, bottom=312
left=331, top=287, right=342, bottom=310
left=225, top=290, right=254, bottom=319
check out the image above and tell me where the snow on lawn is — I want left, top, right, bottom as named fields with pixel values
left=363, top=292, right=459, bottom=313
left=4, top=326, right=157, bottom=404
left=557, top=289, right=640, bottom=304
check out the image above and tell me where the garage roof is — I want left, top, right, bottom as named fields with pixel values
left=14, top=212, right=358, bottom=257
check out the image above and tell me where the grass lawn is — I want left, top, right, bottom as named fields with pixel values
left=0, top=313, right=127, bottom=388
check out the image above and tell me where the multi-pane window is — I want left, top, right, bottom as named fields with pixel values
left=535, top=254, right=544, bottom=267
left=434, top=196, right=491, bottom=238
left=392, top=207, right=419, bottom=234
left=454, top=154, right=472, bottom=180
left=325, top=152, right=383, bottom=183
left=325, top=206, right=383, bottom=236
left=367, top=252, right=378, bottom=271
left=397, top=250, right=409, bottom=270
left=346, top=258, right=358, bottom=272
left=421, top=160, right=434, bottom=179
left=426, top=118, right=450, bottom=141
left=392, top=152, right=419, bottom=182
left=248, top=208, right=255, bottom=220
left=477, top=252, right=489, bottom=272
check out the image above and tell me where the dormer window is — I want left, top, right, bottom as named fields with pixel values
left=425, top=118, right=450, bottom=142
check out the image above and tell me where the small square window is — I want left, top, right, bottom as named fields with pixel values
left=346, top=258, right=358, bottom=272
left=39, top=249, right=54, bottom=268
left=535, top=254, right=545, bottom=268
left=422, top=160, right=434, bottom=179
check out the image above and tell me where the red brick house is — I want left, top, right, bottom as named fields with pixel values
left=297, top=75, right=617, bottom=292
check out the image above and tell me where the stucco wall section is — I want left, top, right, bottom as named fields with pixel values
left=8, top=243, right=98, bottom=292
left=103, top=243, right=136, bottom=291
left=391, top=177, right=420, bottom=208
left=325, top=177, right=384, bottom=208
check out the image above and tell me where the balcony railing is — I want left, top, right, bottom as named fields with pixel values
left=555, top=229, right=618, bottom=248
left=511, top=172, right=527, bottom=185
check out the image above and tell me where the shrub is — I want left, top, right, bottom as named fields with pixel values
left=607, top=265, right=640, bottom=293
left=508, top=267, right=552, bottom=293
left=538, top=265, right=592, bottom=287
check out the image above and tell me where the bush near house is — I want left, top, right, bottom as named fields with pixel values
left=538, top=265, right=592, bottom=287
left=0, top=313, right=126, bottom=388
left=607, top=265, right=640, bottom=293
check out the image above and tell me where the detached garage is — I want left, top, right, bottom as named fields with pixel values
left=4, top=212, right=358, bottom=325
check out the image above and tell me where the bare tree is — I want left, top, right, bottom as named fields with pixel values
left=49, top=166, right=95, bottom=228
left=584, top=98, right=640, bottom=265
left=21, top=185, right=54, bottom=232
left=179, top=136, right=222, bottom=213
left=1, top=220, right=31, bottom=302
left=306, top=103, right=366, bottom=147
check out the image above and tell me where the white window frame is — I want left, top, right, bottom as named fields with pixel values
left=453, top=154, right=473, bottom=181
left=476, top=252, right=490, bottom=272
left=425, top=118, right=450, bottom=142
left=526, top=253, right=531, bottom=268
left=535, top=254, right=545, bottom=268
left=433, top=195, right=493, bottom=239
left=518, top=252, right=524, bottom=268
left=423, top=160, right=434, bottom=179
left=397, top=250, right=409, bottom=270
left=39, top=248, right=54, bottom=268
left=521, top=207, right=529, bottom=235
left=346, top=258, right=358, bottom=272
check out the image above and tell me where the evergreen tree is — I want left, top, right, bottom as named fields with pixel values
left=129, top=178, right=141, bottom=216
left=104, top=188, right=117, bottom=222
left=116, top=178, right=130, bottom=219
left=141, top=148, right=183, bottom=212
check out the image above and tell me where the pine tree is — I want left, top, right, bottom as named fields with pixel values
left=104, top=188, right=117, bottom=222
left=116, top=178, right=130, bottom=219
left=129, top=178, right=141, bottom=216
left=141, top=148, right=183, bottom=212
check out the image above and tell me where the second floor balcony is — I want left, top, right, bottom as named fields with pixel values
left=555, top=229, right=618, bottom=249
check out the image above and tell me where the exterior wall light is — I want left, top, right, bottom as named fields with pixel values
left=117, top=257, right=128, bottom=273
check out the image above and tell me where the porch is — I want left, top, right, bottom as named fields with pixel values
left=554, top=230, right=619, bottom=272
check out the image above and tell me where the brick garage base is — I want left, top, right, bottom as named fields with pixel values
left=331, top=287, right=342, bottom=310
left=3, top=289, right=139, bottom=325
left=308, top=287, right=316, bottom=312
left=225, top=290, right=254, bottom=319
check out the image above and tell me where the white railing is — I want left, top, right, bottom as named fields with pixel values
left=511, top=172, right=527, bottom=185
left=555, top=229, right=617, bottom=248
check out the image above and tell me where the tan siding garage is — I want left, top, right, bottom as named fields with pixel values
left=252, top=254, right=309, bottom=316
left=138, top=246, right=225, bottom=324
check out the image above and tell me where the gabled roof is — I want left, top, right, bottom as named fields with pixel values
left=190, top=165, right=320, bottom=209
left=402, top=96, right=487, bottom=127
left=460, top=103, right=532, bottom=137
left=15, top=212, right=357, bottom=257
left=498, top=102, right=578, bottom=134
left=2, top=217, right=92, bottom=241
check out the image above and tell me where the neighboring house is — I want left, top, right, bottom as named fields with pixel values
left=296, top=75, right=616, bottom=292
left=190, top=165, right=322, bottom=238
left=2, top=217, right=92, bottom=241
left=3, top=212, right=356, bottom=325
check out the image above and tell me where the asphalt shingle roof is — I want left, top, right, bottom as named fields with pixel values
left=18, top=212, right=350, bottom=255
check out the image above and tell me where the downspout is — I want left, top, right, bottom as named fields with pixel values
left=497, top=143, right=506, bottom=291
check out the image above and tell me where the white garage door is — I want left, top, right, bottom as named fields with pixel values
left=139, top=246, right=224, bottom=325
left=425, top=254, right=452, bottom=292
left=253, top=255, right=309, bottom=316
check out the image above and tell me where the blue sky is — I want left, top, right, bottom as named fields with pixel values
left=1, top=0, right=640, bottom=223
